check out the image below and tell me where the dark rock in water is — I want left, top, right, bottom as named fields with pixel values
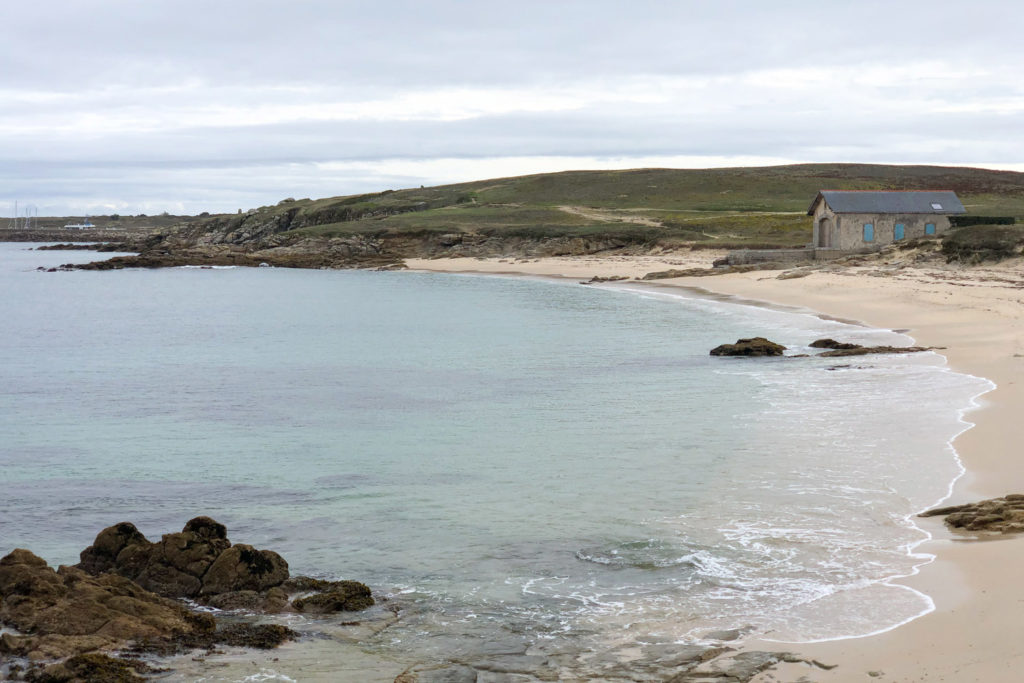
left=920, top=494, right=1024, bottom=533
left=807, top=339, right=937, bottom=357
left=818, top=345, right=933, bottom=357
left=22, top=652, right=151, bottom=682
left=76, top=517, right=286, bottom=599
left=0, top=549, right=214, bottom=661
left=709, top=337, right=786, bottom=357
left=809, top=338, right=861, bottom=350
left=292, top=580, right=374, bottom=613
left=200, top=544, right=289, bottom=595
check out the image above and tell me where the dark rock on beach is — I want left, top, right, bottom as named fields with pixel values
left=920, top=494, right=1024, bottom=533
left=709, top=337, right=787, bottom=357
left=0, top=548, right=214, bottom=661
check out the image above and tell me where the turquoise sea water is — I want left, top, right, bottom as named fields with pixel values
left=0, top=243, right=992, bottom=680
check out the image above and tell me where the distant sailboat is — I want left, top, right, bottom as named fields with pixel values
left=7, top=201, right=37, bottom=229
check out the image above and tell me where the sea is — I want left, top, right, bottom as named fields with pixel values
left=0, top=243, right=993, bottom=681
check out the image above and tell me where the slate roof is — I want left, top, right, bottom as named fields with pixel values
left=807, top=190, right=966, bottom=216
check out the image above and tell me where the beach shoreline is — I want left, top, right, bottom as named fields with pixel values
left=405, top=255, right=1024, bottom=681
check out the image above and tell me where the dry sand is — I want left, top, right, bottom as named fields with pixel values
left=406, top=253, right=1024, bottom=682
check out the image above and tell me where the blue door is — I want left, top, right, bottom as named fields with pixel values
left=926, top=223, right=936, bottom=235
left=894, top=223, right=905, bottom=240
left=863, top=223, right=874, bottom=242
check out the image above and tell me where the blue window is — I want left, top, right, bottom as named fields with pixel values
left=863, top=223, right=874, bottom=242
left=925, top=223, right=936, bottom=235
left=894, top=223, right=905, bottom=240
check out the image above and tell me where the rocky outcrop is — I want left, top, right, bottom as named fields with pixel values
left=709, top=337, right=787, bottom=357
left=0, top=549, right=215, bottom=661
left=2, top=518, right=374, bottom=678
left=920, top=494, right=1024, bottom=533
left=73, top=518, right=374, bottom=616
left=76, top=517, right=285, bottom=600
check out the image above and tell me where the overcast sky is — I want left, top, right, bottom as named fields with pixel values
left=3, top=1, right=1023, bottom=216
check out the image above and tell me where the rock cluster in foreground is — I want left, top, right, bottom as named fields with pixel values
left=1, top=517, right=374, bottom=679
left=0, top=548, right=216, bottom=661
left=920, top=494, right=1024, bottom=533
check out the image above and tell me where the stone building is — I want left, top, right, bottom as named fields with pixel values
left=808, top=190, right=966, bottom=250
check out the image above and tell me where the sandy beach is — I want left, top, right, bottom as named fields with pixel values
left=406, top=254, right=1024, bottom=682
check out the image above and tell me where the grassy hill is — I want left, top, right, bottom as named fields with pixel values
left=216, top=163, right=1024, bottom=250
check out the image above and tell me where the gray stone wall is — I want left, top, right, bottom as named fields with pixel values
left=812, top=200, right=951, bottom=249
left=838, top=212, right=950, bottom=248
left=726, top=248, right=813, bottom=265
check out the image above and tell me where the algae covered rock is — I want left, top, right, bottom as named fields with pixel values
left=22, top=652, right=149, bottom=682
left=292, top=580, right=374, bottom=613
left=75, top=517, right=287, bottom=599
left=0, top=549, right=214, bottom=660
left=200, top=544, right=289, bottom=595
left=709, top=337, right=786, bottom=357
left=76, top=522, right=150, bottom=575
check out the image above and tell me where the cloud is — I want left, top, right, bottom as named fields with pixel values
left=2, top=1, right=1023, bottom=214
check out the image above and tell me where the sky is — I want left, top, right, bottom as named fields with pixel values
left=2, top=1, right=1023, bottom=216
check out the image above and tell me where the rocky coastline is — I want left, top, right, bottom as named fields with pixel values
left=0, top=517, right=374, bottom=681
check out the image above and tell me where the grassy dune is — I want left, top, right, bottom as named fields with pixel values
left=213, top=163, right=1024, bottom=249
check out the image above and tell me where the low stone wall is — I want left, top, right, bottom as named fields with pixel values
left=812, top=247, right=878, bottom=260
left=724, top=248, right=814, bottom=266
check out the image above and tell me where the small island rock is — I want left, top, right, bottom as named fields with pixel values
left=710, top=337, right=787, bottom=357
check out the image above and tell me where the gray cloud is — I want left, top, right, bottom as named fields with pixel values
left=2, top=1, right=1022, bottom=214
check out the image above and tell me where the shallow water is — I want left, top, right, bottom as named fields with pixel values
left=0, top=244, right=991, bottom=680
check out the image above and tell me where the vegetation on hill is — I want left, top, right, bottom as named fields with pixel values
left=942, top=224, right=1024, bottom=263
left=187, top=164, right=1024, bottom=251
